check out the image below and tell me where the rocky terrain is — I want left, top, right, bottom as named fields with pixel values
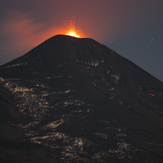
left=0, top=35, right=163, bottom=162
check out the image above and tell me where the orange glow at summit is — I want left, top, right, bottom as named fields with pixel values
left=64, top=20, right=84, bottom=38
left=65, top=29, right=80, bottom=38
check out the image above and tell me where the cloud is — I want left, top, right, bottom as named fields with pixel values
left=1, top=10, right=66, bottom=62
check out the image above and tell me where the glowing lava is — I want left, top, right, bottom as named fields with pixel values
left=64, top=19, right=82, bottom=38
left=66, top=29, right=80, bottom=38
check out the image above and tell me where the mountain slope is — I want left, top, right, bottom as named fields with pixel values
left=0, top=35, right=163, bottom=162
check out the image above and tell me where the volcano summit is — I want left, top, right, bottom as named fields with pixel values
left=0, top=35, right=163, bottom=162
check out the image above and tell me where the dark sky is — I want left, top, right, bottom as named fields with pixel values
left=0, top=0, right=163, bottom=81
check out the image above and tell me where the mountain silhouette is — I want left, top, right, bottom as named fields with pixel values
left=0, top=35, right=163, bottom=162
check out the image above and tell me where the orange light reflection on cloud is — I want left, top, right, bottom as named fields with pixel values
left=2, top=11, right=85, bottom=59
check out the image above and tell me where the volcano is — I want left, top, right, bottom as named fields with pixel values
left=0, top=35, right=163, bottom=162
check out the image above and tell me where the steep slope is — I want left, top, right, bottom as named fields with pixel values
left=0, top=35, right=163, bottom=162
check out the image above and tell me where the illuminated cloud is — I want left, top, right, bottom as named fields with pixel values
left=1, top=10, right=67, bottom=58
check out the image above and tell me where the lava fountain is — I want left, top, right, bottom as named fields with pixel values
left=64, top=20, right=83, bottom=38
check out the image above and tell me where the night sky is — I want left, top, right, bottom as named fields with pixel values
left=0, top=0, right=163, bottom=81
